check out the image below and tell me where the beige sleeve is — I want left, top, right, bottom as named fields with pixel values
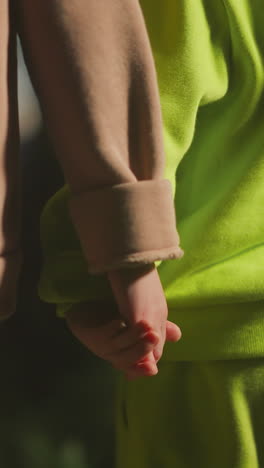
left=16, top=0, right=183, bottom=273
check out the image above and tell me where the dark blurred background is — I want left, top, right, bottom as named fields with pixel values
left=0, top=40, right=116, bottom=468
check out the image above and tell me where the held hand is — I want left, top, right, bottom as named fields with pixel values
left=107, top=263, right=182, bottom=377
left=65, top=302, right=160, bottom=378
left=65, top=264, right=182, bottom=380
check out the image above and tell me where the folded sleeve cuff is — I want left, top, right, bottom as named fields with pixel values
left=68, top=179, right=184, bottom=274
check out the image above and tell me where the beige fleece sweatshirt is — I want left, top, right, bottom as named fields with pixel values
left=0, top=0, right=183, bottom=319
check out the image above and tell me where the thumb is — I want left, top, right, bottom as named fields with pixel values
left=165, top=321, right=182, bottom=342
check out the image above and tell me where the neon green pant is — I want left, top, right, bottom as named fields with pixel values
left=116, top=358, right=264, bottom=468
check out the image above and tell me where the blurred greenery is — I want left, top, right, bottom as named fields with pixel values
left=0, top=129, right=116, bottom=468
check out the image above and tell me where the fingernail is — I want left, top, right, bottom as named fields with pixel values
left=143, top=332, right=159, bottom=344
left=137, top=320, right=152, bottom=333
left=136, top=361, right=157, bottom=374
left=136, top=362, right=148, bottom=368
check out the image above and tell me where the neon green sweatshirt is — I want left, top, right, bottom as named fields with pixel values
left=38, top=0, right=264, bottom=361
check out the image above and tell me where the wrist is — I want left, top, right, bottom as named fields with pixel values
left=107, top=263, right=156, bottom=281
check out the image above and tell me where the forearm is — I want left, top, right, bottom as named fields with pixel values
left=16, top=0, right=183, bottom=273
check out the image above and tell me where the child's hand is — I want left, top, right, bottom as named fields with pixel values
left=107, top=263, right=182, bottom=375
left=65, top=301, right=161, bottom=379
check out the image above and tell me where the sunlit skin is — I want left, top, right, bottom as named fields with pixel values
left=65, top=264, right=182, bottom=380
